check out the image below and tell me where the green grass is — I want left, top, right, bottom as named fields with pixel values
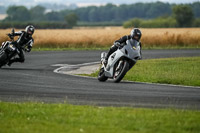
left=0, top=102, right=199, bottom=133
left=32, top=46, right=200, bottom=51
left=87, top=57, right=200, bottom=86
left=32, top=47, right=109, bottom=51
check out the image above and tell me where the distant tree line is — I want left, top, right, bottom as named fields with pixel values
left=1, top=5, right=78, bottom=28
left=0, top=2, right=200, bottom=28
left=124, top=5, right=200, bottom=28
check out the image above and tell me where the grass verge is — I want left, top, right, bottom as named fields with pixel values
left=85, top=57, right=200, bottom=86
left=0, top=102, right=200, bottom=133
left=32, top=47, right=109, bottom=51
left=31, top=46, right=200, bottom=51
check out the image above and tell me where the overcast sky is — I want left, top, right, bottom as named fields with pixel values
left=32, top=0, right=199, bottom=4
left=0, top=0, right=199, bottom=7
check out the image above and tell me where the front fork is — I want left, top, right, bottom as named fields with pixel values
left=115, top=60, right=123, bottom=71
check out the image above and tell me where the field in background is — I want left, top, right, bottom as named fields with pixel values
left=0, top=27, right=200, bottom=49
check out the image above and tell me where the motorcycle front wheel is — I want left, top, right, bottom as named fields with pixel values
left=113, top=60, right=129, bottom=83
left=0, top=51, right=8, bottom=68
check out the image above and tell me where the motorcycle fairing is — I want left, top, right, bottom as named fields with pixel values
left=104, top=40, right=140, bottom=78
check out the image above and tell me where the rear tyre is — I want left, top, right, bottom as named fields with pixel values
left=113, top=60, right=129, bottom=83
left=98, top=67, right=108, bottom=82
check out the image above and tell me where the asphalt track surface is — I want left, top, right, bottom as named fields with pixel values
left=0, top=49, right=200, bottom=109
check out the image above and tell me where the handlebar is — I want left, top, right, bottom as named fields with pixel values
left=7, top=34, right=14, bottom=41
left=7, top=28, right=15, bottom=41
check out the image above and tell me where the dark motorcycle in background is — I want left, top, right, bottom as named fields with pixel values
left=0, top=29, right=26, bottom=68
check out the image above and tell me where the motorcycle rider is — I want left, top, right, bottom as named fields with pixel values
left=104, top=28, right=142, bottom=66
left=6, top=25, right=35, bottom=66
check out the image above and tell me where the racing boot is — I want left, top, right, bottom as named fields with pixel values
left=103, top=58, right=108, bottom=67
left=7, top=59, right=15, bottom=66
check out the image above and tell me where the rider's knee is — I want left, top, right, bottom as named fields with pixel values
left=110, top=45, right=118, bottom=51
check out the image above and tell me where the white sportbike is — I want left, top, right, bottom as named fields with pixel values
left=98, top=39, right=141, bottom=83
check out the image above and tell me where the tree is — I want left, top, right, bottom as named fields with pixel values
left=146, top=2, right=171, bottom=18
left=46, top=11, right=63, bottom=21
left=190, top=2, right=200, bottom=18
left=65, top=13, right=79, bottom=27
left=172, top=5, right=194, bottom=27
left=6, top=6, right=30, bottom=21
left=88, top=7, right=100, bottom=22
left=30, top=5, right=46, bottom=21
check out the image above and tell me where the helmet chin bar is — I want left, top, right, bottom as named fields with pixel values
left=27, top=31, right=33, bottom=35
left=133, top=36, right=139, bottom=41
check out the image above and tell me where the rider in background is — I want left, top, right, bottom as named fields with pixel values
left=104, top=28, right=142, bottom=66
left=7, top=25, right=35, bottom=66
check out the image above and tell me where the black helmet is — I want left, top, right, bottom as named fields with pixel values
left=130, top=28, right=142, bottom=41
left=25, top=25, right=35, bottom=35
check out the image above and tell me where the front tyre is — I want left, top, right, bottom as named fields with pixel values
left=113, top=60, right=129, bottom=83
left=0, top=51, right=8, bottom=68
left=98, top=67, right=108, bottom=82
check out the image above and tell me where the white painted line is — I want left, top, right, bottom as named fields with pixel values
left=52, top=61, right=99, bottom=74
left=52, top=61, right=99, bottom=67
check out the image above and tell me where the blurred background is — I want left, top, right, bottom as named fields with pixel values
left=0, top=0, right=200, bottom=29
left=0, top=0, right=200, bottom=49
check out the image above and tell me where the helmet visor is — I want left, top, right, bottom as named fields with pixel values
left=27, top=30, right=33, bottom=35
left=133, top=35, right=139, bottom=40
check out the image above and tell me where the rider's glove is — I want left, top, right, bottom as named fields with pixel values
left=7, top=33, right=14, bottom=39
left=25, top=48, right=31, bottom=52
left=114, top=42, right=123, bottom=48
